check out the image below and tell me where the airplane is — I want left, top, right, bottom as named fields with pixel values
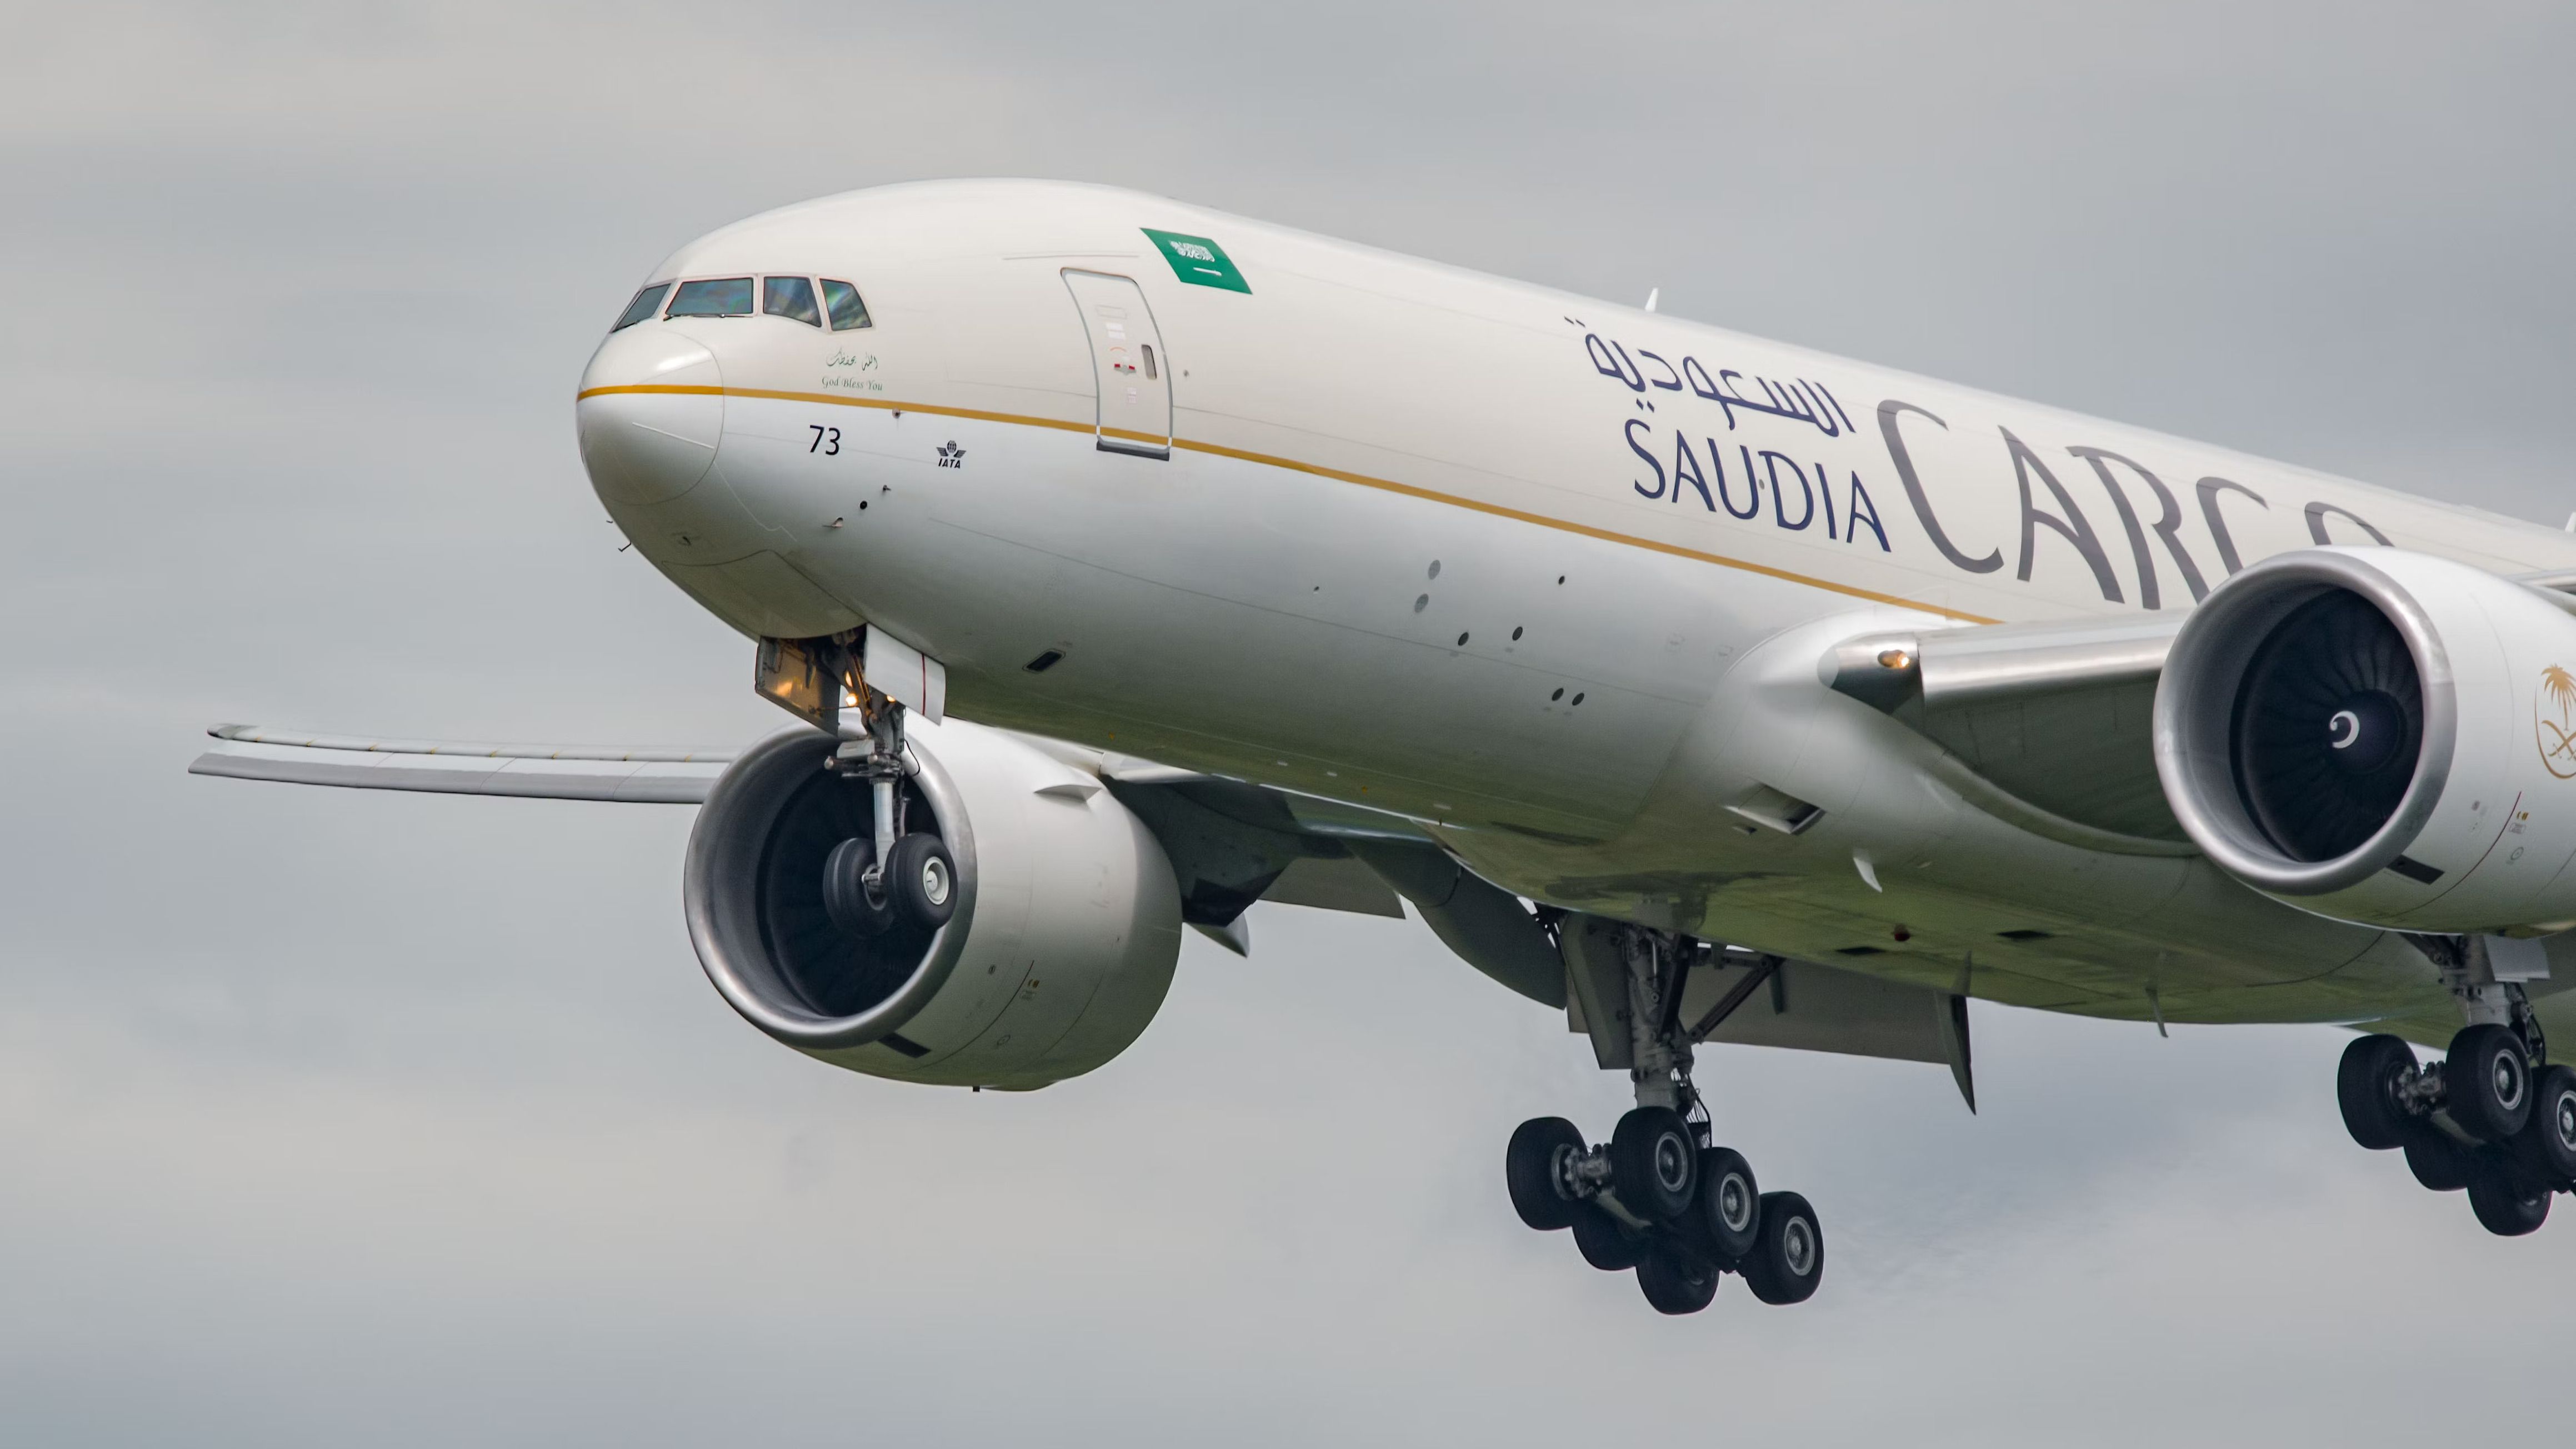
left=193, top=178, right=2576, bottom=1316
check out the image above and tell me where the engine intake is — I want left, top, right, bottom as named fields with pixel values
left=686, top=719, right=1183, bottom=1088
left=2228, top=584, right=2429, bottom=867
left=2156, top=546, right=2576, bottom=930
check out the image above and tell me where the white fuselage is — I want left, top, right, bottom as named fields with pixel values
left=574, top=179, right=2576, bottom=1033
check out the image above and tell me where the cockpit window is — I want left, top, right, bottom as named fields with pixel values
left=612, top=283, right=670, bottom=331
left=667, top=278, right=754, bottom=317
left=763, top=276, right=821, bottom=326
left=821, top=279, right=872, bottom=331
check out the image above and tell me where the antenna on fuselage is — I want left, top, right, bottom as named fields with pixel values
left=1643, top=287, right=1659, bottom=313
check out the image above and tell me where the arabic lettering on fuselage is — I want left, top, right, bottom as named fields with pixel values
left=1586, top=333, right=1853, bottom=440
left=1576, top=325, right=2398, bottom=608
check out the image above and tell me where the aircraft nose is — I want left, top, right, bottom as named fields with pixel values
left=576, top=325, right=724, bottom=506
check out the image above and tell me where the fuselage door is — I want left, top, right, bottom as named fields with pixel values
left=1062, top=269, right=1171, bottom=459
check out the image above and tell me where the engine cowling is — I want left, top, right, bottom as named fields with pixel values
left=685, top=718, right=1183, bottom=1089
left=2155, top=546, right=2576, bottom=931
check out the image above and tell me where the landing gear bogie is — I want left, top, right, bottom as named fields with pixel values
left=2337, top=994, right=2573, bottom=1238
left=1502, top=925, right=1829, bottom=1314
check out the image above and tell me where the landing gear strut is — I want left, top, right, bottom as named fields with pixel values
left=2337, top=936, right=2568, bottom=1236
left=1503, top=926, right=1824, bottom=1313
left=820, top=678, right=957, bottom=937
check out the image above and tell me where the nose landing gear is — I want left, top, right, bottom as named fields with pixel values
left=816, top=664, right=957, bottom=938
left=1503, top=927, right=1825, bottom=1313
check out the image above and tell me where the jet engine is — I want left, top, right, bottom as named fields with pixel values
left=685, top=718, right=1184, bottom=1089
left=2155, top=546, right=2576, bottom=931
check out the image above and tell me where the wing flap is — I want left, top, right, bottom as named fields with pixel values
left=1259, top=855, right=1405, bottom=917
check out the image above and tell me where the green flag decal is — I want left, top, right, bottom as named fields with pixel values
left=1143, top=228, right=1251, bottom=293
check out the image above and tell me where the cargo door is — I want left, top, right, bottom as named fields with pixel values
left=1061, top=269, right=1171, bottom=458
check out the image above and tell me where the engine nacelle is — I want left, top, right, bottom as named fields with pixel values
left=2155, top=546, right=2576, bottom=931
left=685, top=718, right=1183, bottom=1089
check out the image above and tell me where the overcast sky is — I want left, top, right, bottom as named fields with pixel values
left=6, top=2, right=2574, bottom=1443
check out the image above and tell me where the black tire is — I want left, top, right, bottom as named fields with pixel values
left=2444, top=1024, right=2532, bottom=1143
left=1694, top=1147, right=1760, bottom=1262
left=1609, top=1106, right=1697, bottom=1222
left=2337, top=1033, right=2418, bottom=1150
left=1569, top=1205, right=1645, bottom=1271
left=1739, top=1191, right=1824, bottom=1306
left=883, top=832, right=958, bottom=931
left=1635, top=1243, right=1722, bottom=1315
left=2466, top=1162, right=2552, bottom=1237
left=1505, top=1117, right=1586, bottom=1231
left=821, top=837, right=896, bottom=936
left=2402, top=1127, right=2472, bottom=1193
left=2518, top=1065, right=2576, bottom=1186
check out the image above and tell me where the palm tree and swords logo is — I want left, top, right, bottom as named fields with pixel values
left=2541, top=666, right=2576, bottom=780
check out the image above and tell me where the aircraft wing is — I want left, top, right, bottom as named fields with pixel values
left=189, top=721, right=1978, bottom=1088
left=188, top=723, right=1412, bottom=922
left=1827, top=574, right=2576, bottom=853
left=189, top=724, right=737, bottom=803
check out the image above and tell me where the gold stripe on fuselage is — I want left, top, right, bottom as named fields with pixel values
left=575, top=383, right=2000, bottom=624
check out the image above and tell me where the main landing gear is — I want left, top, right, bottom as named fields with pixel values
left=1503, top=928, right=1824, bottom=1314
left=2337, top=952, right=2571, bottom=1237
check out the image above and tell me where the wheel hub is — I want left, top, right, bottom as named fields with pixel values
left=1549, top=1143, right=1583, bottom=1201
left=2494, top=1053, right=2525, bottom=1111
left=1717, top=1176, right=1751, bottom=1232
left=1654, top=1136, right=1690, bottom=1192
left=1782, top=1219, right=1816, bottom=1277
